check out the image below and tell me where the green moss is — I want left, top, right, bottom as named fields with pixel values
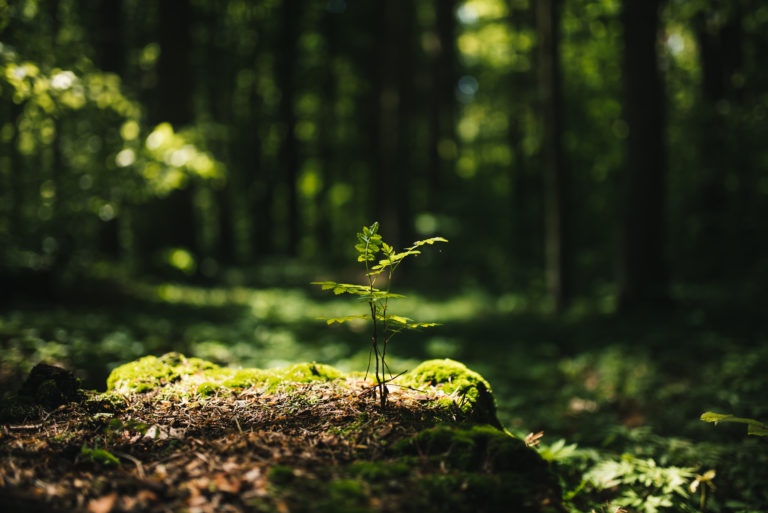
left=106, top=352, right=220, bottom=393
left=83, top=390, right=128, bottom=412
left=195, top=381, right=222, bottom=397
left=395, top=425, right=560, bottom=512
left=348, top=460, right=411, bottom=480
left=316, top=479, right=371, bottom=513
left=284, top=362, right=342, bottom=381
left=105, top=353, right=502, bottom=427
left=268, top=465, right=295, bottom=485
left=395, top=424, right=541, bottom=473
left=397, top=359, right=500, bottom=426
left=219, top=368, right=269, bottom=389
left=106, top=353, right=345, bottom=395
left=328, top=478, right=367, bottom=501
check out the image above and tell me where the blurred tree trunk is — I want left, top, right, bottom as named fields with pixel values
left=199, top=4, right=237, bottom=265
left=693, top=5, right=744, bottom=274
left=395, top=0, right=415, bottom=246
left=427, top=0, right=457, bottom=209
left=94, top=0, right=125, bottom=75
left=8, top=102, right=24, bottom=245
left=139, top=0, right=197, bottom=267
left=277, top=0, right=302, bottom=256
left=505, top=2, right=541, bottom=285
left=316, top=10, right=338, bottom=253
left=371, top=0, right=414, bottom=247
left=370, top=1, right=397, bottom=243
left=92, top=0, right=124, bottom=258
left=536, top=0, right=570, bottom=313
left=618, top=0, right=669, bottom=311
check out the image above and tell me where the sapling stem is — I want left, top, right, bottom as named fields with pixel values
left=312, top=222, right=447, bottom=409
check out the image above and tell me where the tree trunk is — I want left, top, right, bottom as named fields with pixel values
left=370, top=0, right=416, bottom=246
left=92, top=0, right=125, bottom=258
left=618, top=0, right=669, bottom=311
left=138, top=0, right=197, bottom=268
left=427, top=0, right=457, bottom=209
left=277, top=0, right=302, bottom=256
left=94, top=0, right=125, bottom=75
left=692, top=5, right=744, bottom=276
left=537, top=0, right=570, bottom=313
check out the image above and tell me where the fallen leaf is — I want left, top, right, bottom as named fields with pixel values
left=87, top=492, right=118, bottom=513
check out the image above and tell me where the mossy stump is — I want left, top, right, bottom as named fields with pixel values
left=1, top=353, right=563, bottom=513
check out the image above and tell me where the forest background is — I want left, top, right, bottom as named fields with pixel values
left=2, top=0, right=768, bottom=510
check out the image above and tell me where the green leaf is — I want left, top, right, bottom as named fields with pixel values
left=393, top=250, right=420, bottom=261
left=700, top=412, right=733, bottom=423
left=407, top=237, right=448, bottom=250
left=311, top=281, right=338, bottom=291
left=701, top=411, right=768, bottom=436
left=322, top=315, right=370, bottom=325
left=81, top=446, right=120, bottom=466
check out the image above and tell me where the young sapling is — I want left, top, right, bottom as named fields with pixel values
left=312, top=222, right=447, bottom=408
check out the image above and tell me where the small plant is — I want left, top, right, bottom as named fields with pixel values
left=313, top=222, right=447, bottom=408
left=700, top=411, right=768, bottom=437
left=80, top=445, right=121, bottom=466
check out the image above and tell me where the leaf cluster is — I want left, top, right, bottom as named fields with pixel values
left=312, top=222, right=447, bottom=408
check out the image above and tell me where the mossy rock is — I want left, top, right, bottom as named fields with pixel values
left=106, top=352, right=219, bottom=393
left=105, top=354, right=500, bottom=428
left=395, top=424, right=561, bottom=512
left=106, top=353, right=344, bottom=395
left=397, top=359, right=500, bottom=427
left=19, top=363, right=82, bottom=408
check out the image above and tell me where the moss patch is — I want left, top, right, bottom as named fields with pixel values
left=104, top=354, right=504, bottom=425
left=397, top=359, right=500, bottom=426
left=395, top=424, right=560, bottom=512
left=3, top=357, right=563, bottom=513
left=105, top=353, right=345, bottom=397
left=106, top=352, right=219, bottom=393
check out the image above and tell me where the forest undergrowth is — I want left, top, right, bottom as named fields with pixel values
left=1, top=279, right=767, bottom=512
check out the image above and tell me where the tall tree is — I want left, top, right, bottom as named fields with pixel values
left=277, top=0, right=303, bottom=256
left=371, top=0, right=414, bottom=245
left=692, top=3, right=744, bottom=275
left=618, top=0, right=669, bottom=310
left=536, top=0, right=570, bottom=312
left=92, top=0, right=125, bottom=258
left=427, top=0, right=458, bottom=208
left=137, top=0, right=197, bottom=267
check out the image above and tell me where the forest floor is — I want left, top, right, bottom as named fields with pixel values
left=2, top=278, right=768, bottom=512
left=0, top=372, right=561, bottom=513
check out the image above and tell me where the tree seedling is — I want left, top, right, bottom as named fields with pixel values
left=313, top=222, right=447, bottom=408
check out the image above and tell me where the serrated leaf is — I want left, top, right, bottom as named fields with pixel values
left=393, top=250, right=420, bottom=261
left=700, top=412, right=733, bottom=423
left=407, top=237, right=448, bottom=250
left=408, top=322, right=440, bottom=328
left=311, top=281, right=339, bottom=291
left=322, top=315, right=370, bottom=325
